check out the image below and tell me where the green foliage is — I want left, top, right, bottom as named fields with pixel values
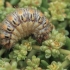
left=48, top=0, right=67, bottom=21
left=25, top=56, right=41, bottom=70
left=18, top=0, right=42, bottom=7
left=0, top=0, right=70, bottom=70
left=0, top=7, right=15, bottom=22
left=8, top=0, right=20, bottom=6
left=9, top=44, right=28, bottom=61
left=0, top=59, right=19, bottom=70
left=46, top=61, right=67, bottom=70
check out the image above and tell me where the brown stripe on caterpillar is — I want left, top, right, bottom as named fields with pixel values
left=0, top=7, right=54, bottom=49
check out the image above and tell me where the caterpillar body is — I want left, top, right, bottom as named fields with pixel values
left=0, top=7, right=53, bottom=49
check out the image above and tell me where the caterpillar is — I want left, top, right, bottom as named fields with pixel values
left=0, top=7, right=53, bottom=49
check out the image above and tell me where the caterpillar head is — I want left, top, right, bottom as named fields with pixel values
left=36, top=24, right=54, bottom=43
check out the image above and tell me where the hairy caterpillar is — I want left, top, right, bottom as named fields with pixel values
left=0, top=7, right=53, bottom=49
